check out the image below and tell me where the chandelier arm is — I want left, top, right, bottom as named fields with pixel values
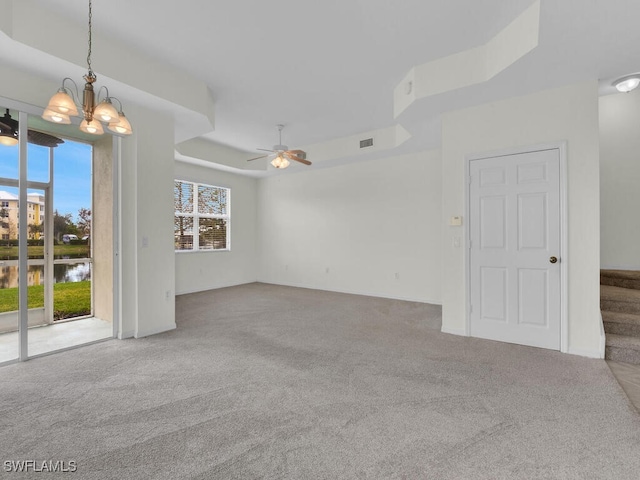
left=96, top=85, right=110, bottom=103
left=109, top=97, right=124, bottom=113
left=61, top=77, right=82, bottom=108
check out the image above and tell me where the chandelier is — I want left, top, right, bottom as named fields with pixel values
left=41, top=0, right=132, bottom=136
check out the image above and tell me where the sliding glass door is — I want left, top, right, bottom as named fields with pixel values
left=0, top=105, right=113, bottom=364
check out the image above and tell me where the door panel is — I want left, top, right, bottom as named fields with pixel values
left=518, top=268, right=547, bottom=326
left=480, top=196, right=506, bottom=249
left=480, top=267, right=507, bottom=322
left=518, top=193, right=547, bottom=249
left=470, top=148, right=561, bottom=350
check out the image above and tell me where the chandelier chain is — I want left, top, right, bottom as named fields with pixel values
left=87, top=0, right=93, bottom=75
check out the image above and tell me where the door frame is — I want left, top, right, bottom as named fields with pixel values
left=464, top=142, right=568, bottom=353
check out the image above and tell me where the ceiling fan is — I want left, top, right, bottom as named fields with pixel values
left=0, top=109, right=65, bottom=148
left=247, top=124, right=311, bottom=169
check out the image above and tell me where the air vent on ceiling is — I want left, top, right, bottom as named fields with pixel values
left=360, top=138, right=374, bottom=148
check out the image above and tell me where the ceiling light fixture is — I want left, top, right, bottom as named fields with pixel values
left=0, top=109, right=19, bottom=146
left=613, top=74, right=640, bottom=93
left=42, top=0, right=132, bottom=136
left=271, top=153, right=290, bottom=169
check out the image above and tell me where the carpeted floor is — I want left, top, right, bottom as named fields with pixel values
left=1, top=282, right=639, bottom=479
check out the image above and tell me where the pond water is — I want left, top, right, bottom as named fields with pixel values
left=0, top=263, right=91, bottom=289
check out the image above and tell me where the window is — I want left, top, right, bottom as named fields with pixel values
left=174, top=180, right=230, bottom=252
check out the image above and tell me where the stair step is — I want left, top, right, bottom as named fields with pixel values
left=601, top=269, right=640, bottom=290
left=602, top=311, right=640, bottom=336
left=602, top=310, right=640, bottom=325
left=604, top=321, right=640, bottom=337
left=605, top=334, right=640, bottom=365
left=601, top=285, right=640, bottom=315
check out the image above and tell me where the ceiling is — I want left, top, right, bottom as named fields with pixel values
left=11, top=0, right=640, bottom=171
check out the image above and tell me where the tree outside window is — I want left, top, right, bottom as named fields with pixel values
left=174, top=180, right=230, bottom=251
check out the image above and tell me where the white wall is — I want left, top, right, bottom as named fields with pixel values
left=257, top=151, right=442, bottom=304
left=441, top=81, right=602, bottom=357
left=119, top=104, right=177, bottom=338
left=599, top=89, right=640, bottom=270
left=174, top=161, right=258, bottom=295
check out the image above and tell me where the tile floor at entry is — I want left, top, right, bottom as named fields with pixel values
left=0, top=317, right=112, bottom=362
left=608, top=361, right=640, bottom=412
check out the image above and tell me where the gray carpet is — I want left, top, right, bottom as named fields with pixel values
left=1, top=282, right=639, bottom=479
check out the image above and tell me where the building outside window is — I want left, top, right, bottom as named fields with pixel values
left=0, top=191, right=45, bottom=240
left=174, top=180, right=230, bottom=252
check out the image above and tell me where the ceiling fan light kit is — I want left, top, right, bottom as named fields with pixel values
left=41, top=0, right=133, bottom=137
left=0, top=109, right=19, bottom=146
left=247, top=124, right=312, bottom=170
left=0, top=108, right=65, bottom=148
left=271, top=154, right=290, bottom=169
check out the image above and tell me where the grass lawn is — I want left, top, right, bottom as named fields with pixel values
left=0, top=281, right=91, bottom=320
left=0, top=244, right=90, bottom=260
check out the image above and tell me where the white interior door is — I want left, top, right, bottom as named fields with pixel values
left=469, top=148, right=561, bottom=350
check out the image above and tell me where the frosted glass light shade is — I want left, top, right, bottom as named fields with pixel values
left=45, top=90, right=79, bottom=116
left=42, top=109, right=71, bottom=124
left=94, top=100, right=119, bottom=122
left=79, top=119, right=104, bottom=135
left=614, top=76, right=640, bottom=93
left=0, top=134, right=18, bottom=146
left=107, top=112, right=133, bottom=135
left=271, top=155, right=283, bottom=168
left=271, top=155, right=290, bottom=169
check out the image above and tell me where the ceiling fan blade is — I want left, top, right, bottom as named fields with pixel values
left=287, top=154, right=312, bottom=166
left=247, top=154, right=269, bottom=162
left=287, top=149, right=305, bottom=156
left=27, top=130, right=65, bottom=148
left=257, top=148, right=276, bottom=153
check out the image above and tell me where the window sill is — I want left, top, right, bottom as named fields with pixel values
left=175, top=249, right=230, bottom=254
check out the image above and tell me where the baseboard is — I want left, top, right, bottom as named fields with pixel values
left=256, top=280, right=442, bottom=306
left=118, top=329, right=135, bottom=339
left=135, top=322, right=177, bottom=339
left=441, top=326, right=467, bottom=337
left=566, top=346, right=604, bottom=359
left=562, top=313, right=606, bottom=359
left=598, top=311, right=606, bottom=359
left=175, top=280, right=258, bottom=296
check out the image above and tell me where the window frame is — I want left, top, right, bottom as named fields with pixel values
left=174, top=179, right=230, bottom=253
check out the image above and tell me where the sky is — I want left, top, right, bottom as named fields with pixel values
left=0, top=139, right=92, bottom=222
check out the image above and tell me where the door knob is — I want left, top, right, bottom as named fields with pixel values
left=549, top=256, right=558, bottom=264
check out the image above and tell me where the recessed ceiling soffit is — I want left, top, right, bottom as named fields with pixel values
left=394, top=0, right=541, bottom=118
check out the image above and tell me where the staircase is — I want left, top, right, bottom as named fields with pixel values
left=601, top=270, right=640, bottom=364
